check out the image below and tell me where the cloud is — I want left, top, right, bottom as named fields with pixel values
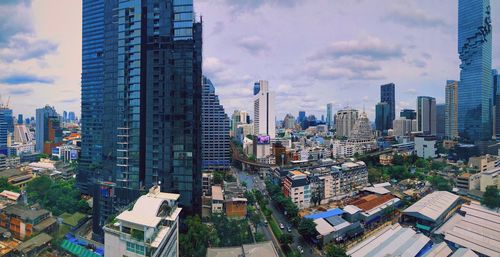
left=381, top=5, right=449, bottom=29
left=220, top=0, right=299, bottom=10
left=408, top=58, right=427, bottom=68
left=312, top=37, right=404, bottom=61
left=7, top=88, right=33, bottom=96
left=203, top=57, right=252, bottom=87
left=211, top=21, right=225, bottom=35
left=237, top=36, right=271, bottom=55
left=0, top=1, right=33, bottom=44
left=59, top=98, right=79, bottom=103
left=0, top=34, right=58, bottom=62
left=0, top=73, right=54, bottom=85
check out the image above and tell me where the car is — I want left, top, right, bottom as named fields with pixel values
left=287, top=227, right=292, bottom=233
left=279, top=223, right=285, bottom=229
left=264, top=220, right=268, bottom=224
left=297, top=245, right=304, bottom=254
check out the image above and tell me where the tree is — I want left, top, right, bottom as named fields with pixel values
left=392, top=154, right=405, bottom=165
left=298, top=218, right=316, bottom=239
left=482, top=186, right=500, bottom=210
left=244, top=191, right=256, bottom=205
left=0, top=178, right=20, bottom=192
left=279, top=233, right=293, bottom=245
left=325, top=244, right=348, bottom=257
left=179, top=216, right=219, bottom=257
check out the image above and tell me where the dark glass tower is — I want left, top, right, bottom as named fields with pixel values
left=400, top=109, right=416, bottom=120
left=77, top=0, right=105, bottom=195
left=80, top=0, right=202, bottom=241
left=202, top=76, right=230, bottom=171
left=375, top=102, right=390, bottom=133
left=0, top=108, right=13, bottom=155
left=457, top=0, right=492, bottom=142
left=380, top=83, right=395, bottom=128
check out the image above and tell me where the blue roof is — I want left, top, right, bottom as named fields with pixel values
left=304, top=208, right=344, bottom=220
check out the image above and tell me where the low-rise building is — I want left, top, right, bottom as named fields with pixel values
left=415, top=135, right=437, bottom=159
left=225, top=197, right=247, bottom=218
left=330, top=162, right=369, bottom=199
left=103, top=186, right=181, bottom=257
left=434, top=203, right=500, bottom=257
left=379, top=154, right=393, bottom=166
left=206, top=241, right=279, bottom=257
left=402, top=191, right=460, bottom=232
left=283, top=171, right=310, bottom=209
left=456, top=173, right=481, bottom=191
left=211, top=186, right=224, bottom=214
left=0, top=204, right=55, bottom=240
left=468, top=155, right=498, bottom=173
left=11, top=232, right=52, bottom=257
left=480, top=166, right=500, bottom=192
left=348, top=194, right=400, bottom=226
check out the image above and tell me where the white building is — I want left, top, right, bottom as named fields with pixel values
left=393, top=118, right=416, bottom=137
left=104, top=186, right=181, bottom=257
left=211, top=185, right=224, bottom=214
left=414, top=135, right=437, bottom=159
left=335, top=109, right=358, bottom=138
left=253, top=80, right=276, bottom=138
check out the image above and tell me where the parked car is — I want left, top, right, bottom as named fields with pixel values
left=287, top=226, right=292, bottom=233
left=279, top=223, right=285, bottom=229
left=297, top=245, right=304, bottom=254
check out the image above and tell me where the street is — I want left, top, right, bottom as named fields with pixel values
left=235, top=167, right=322, bottom=257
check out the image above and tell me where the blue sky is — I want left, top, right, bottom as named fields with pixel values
left=0, top=0, right=498, bottom=121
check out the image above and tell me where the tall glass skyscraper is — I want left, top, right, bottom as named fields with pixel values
left=380, top=83, right=395, bottom=128
left=0, top=107, right=13, bottom=155
left=417, top=96, right=436, bottom=135
left=326, top=103, right=334, bottom=129
left=375, top=102, right=390, bottom=133
left=80, top=0, right=203, bottom=241
left=458, top=0, right=493, bottom=142
left=202, top=76, right=230, bottom=171
left=35, top=106, right=58, bottom=153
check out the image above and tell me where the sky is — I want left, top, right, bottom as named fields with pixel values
left=0, top=0, right=499, bottom=121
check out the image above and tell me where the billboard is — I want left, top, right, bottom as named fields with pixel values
left=70, top=150, right=78, bottom=160
left=256, top=135, right=270, bottom=145
left=52, top=148, right=60, bottom=156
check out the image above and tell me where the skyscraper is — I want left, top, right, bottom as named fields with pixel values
left=417, top=96, right=437, bottom=135
left=326, top=103, right=334, bottom=129
left=298, top=111, right=306, bottom=123
left=445, top=80, right=459, bottom=139
left=68, top=112, right=76, bottom=122
left=202, top=76, right=230, bottom=171
left=436, top=104, right=446, bottom=139
left=400, top=109, right=416, bottom=120
left=35, top=105, right=58, bottom=153
left=0, top=107, right=13, bottom=155
left=375, top=102, right=391, bottom=133
left=80, top=0, right=202, bottom=240
left=253, top=80, right=276, bottom=138
left=335, top=109, right=358, bottom=138
left=283, top=114, right=295, bottom=130
left=494, top=70, right=500, bottom=138
left=63, top=111, right=68, bottom=123
left=381, top=83, right=395, bottom=128
left=457, top=0, right=493, bottom=142
left=17, top=114, right=23, bottom=125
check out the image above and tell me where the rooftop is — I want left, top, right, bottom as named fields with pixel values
left=206, top=241, right=278, bottom=257
left=3, top=204, right=49, bottom=221
left=350, top=194, right=396, bottom=213
left=212, top=186, right=223, bottom=201
left=346, top=224, right=430, bottom=257
left=435, top=203, right=500, bottom=257
left=402, top=191, right=459, bottom=222
left=450, top=248, right=478, bottom=257
left=421, top=242, right=452, bottom=257
left=304, top=208, right=344, bottom=220
left=15, top=233, right=52, bottom=254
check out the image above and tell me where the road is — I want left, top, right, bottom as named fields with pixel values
left=236, top=167, right=322, bottom=257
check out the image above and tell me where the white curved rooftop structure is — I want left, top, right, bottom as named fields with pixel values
left=403, top=191, right=459, bottom=222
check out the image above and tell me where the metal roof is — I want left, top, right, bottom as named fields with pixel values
left=346, top=224, right=430, bottom=257
left=402, top=191, right=459, bottom=222
left=437, top=203, right=500, bottom=257
left=422, top=242, right=452, bottom=257
left=343, top=205, right=362, bottom=215
left=450, top=248, right=478, bottom=257
left=313, top=218, right=335, bottom=236
left=304, top=208, right=344, bottom=220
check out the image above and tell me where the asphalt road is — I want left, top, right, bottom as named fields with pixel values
left=235, top=167, right=322, bottom=257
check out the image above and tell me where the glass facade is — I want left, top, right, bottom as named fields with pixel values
left=202, top=76, right=230, bottom=171
left=458, top=0, right=493, bottom=142
left=0, top=108, right=12, bottom=155
left=445, top=80, right=459, bottom=139
left=35, top=106, right=58, bottom=153
left=417, top=96, right=436, bottom=135
left=82, top=0, right=203, bottom=241
left=380, top=83, right=395, bottom=128
left=375, top=102, right=390, bottom=133
left=78, top=0, right=105, bottom=195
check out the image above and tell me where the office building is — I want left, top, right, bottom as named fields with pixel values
left=231, top=110, right=249, bottom=136
left=417, top=96, right=436, bottom=135
left=35, top=105, right=58, bottom=153
left=103, top=186, right=181, bottom=257
left=298, top=111, right=306, bottom=123
left=380, top=83, right=395, bottom=128
left=335, top=109, right=358, bottom=138
left=17, top=114, right=23, bottom=125
left=68, top=112, right=76, bottom=122
left=436, top=104, right=446, bottom=139
left=202, top=76, right=230, bottom=171
left=393, top=118, right=415, bottom=137
left=62, top=111, right=68, bottom=123
left=375, top=102, right=391, bottom=133
left=400, top=109, right=416, bottom=120
left=494, top=70, right=500, bottom=138
left=253, top=80, right=276, bottom=138
left=80, top=0, right=203, bottom=241
left=445, top=80, right=459, bottom=139
left=457, top=0, right=493, bottom=142
left=282, top=114, right=295, bottom=130
left=42, top=116, right=62, bottom=155
left=0, top=108, right=13, bottom=155
left=326, top=103, right=334, bottom=129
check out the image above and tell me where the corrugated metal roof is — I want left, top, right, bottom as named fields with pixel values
left=422, top=242, right=452, bottom=257
left=402, top=191, right=459, bottom=222
left=450, top=248, right=478, bottom=257
left=314, top=218, right=335, bottom=236
left=343, top=205, right=362, bottom=215
left=304, top=208, right=344, bottom=220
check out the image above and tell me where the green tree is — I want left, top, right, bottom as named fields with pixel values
left=298, top=218, right=316, bottom=239
left=244, top=191, right=256, bottom=205
left=179, top=216, right=219, bottom=257
left=392, top=154, right=405, bottom=165
left=325, top=244, right=348, bottom=257
left=211, top=214, right=252, bottom=247
left=482, top=186, right=500, bottom=210
left=0, top=178, right=20, bottom=192
left=279, top=233, right=293, bottom=245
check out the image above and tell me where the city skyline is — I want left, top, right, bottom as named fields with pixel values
left=1, top=0, right=500, bottom=121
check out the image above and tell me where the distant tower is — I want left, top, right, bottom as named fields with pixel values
left=253, top=80, right=276, bottom=138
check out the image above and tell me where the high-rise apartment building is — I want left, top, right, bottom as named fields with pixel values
left=335, top=109, right=358, bottom=138
left=202, top=76, right=230, bottom=171
left=231, top=110, right=249, bottom=136
left=381, top=83, right=395, bottom=128
left=35, top=106, right=58, bottom=153
left=445, top=80, right=459, bottom=139
left=436, top=104, right=446, bottom=139
left=417, top=96, right=437, bottom=135
left=79, top=0, right=203, bottom=241
left=400, top=109, right=416, bottom=120
left=283, top=114, right=295, bottom=130
left=253, top=80, right=276, bottom=138
left=458, top=0, right=493, bottom=142
left=375, top=102, right=391, bottom=133
left=326, top=103, right=334, bottom=129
